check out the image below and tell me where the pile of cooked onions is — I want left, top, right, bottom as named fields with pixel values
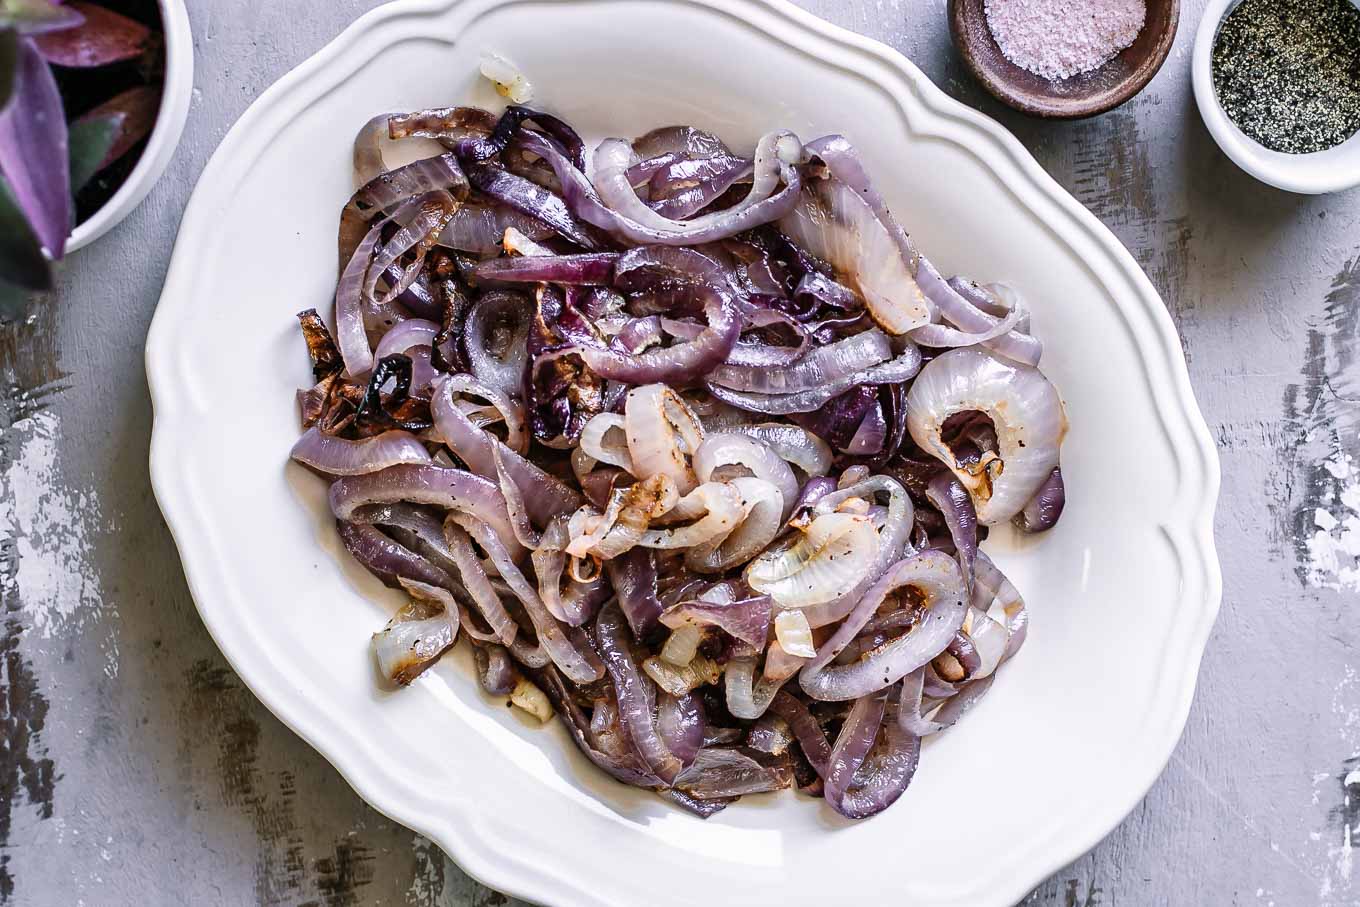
left=290, top=95, right=1066, bottom=820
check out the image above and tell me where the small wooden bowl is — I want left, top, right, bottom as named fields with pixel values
left=949, top=0, right=1180, bottom=119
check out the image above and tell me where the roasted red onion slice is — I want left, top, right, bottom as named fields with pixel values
left=625, top=383, right=705, bottom=493
left=290, top=426, right=430, bottom=475
left=372, top=591, right=459, bottom=686
left=472, top=641, right=519, bottom=695
left=329, top=464, right=522, bottom=559
left=387, top=105, right=498, bottom=144
left=353, top=113, right=394, bottom=184
left=707, top=343, right=921, bottom=415
left=463, top=161, right=603, bottom=250
left=799, top=475, right=913, bottom=629
left=657, top=691, right=706, bottom=769
left=942, top=271, right=1044, bottom=367
left=726, top=423, right=832, bottom=478
left=925, top=470, right=978, bottom=589
left=437, top=201, right=554, bottom=254
left=336, top=520, right=454, bottom=590
left=431, top=375, right=580, bottom=528
left=596, top=602, right=687, bottom=784
left=708, top=329, right=890, bottom=395
left=693, top=432, right=798, bottom=519
left=334, top=224, right=383, bottom=378
left=779, top=136, right=932, bottom=335
left=725, top=650, right=795, bottom=721
left=906, top=347, right=1065, bottom=525
left=473, top=252, right=618, bottom=285
left=626, top=125, right=755, bottom=219
left=573, top=247, right=741, bottom=385
left=1015, top=465, right=1065, bottom=532
left=607, top=548, right=664, bottom=639
left=661, top=588, right=772, bottom=649
left=443, top=522, right=519, bottom=646
left=465, top=290, right=532, bottom=405
left=823, top=689, right=921, bottom=819
left=800, top=550, right=967, bottom=701
left=339, top=152, right=469, bottom=272
left=514, top=128, right=804, bottom=247
left=674, top=747, right=793, bottom=799
left=452, top=512, right=604, bottom=685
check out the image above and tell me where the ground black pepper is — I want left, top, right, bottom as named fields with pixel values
left=1211, top=0, right=1360, bottom=154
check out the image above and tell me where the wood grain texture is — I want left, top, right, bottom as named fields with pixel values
left=0, top=0, right=1355, bottom=904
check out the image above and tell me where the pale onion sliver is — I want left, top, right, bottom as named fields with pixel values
left=580, top=413, right=632, bottom=470
left=774, top=610, right=816, bottom=658
left=745, top=511, right=879, bottom=608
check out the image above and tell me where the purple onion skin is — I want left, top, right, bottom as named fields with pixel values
left=673, top=747, right=794, bottom=799
left=606, top=544, right=665, bottom=641
left=925, top=470, right=978, bottom=588
left=790, top=385, right=877, bottom=450
left=790, top=476, right=838, bottom=518
left=660, top=594, right=772, bottom=649
left=473, top=642, right=519, bottom=695
left=336, top=520, right=454, bottom=590
left=868, top=383, right=908, bottom=469
left=657, top=692, right=706, bottom=768
left=822, top=687, right=922, bottom=820
left=1015, top=466, right=1065, bottom=533
left=768, top=691, right=831, bottom=778
left=532, top=665, right=662, bottom=789
left=595, top=602, right=685, bottom=784
left=473, top=252, right=618, bottom=286
left=464, top=162, right=602, bottom=250
left=454, top=105, right=587, bottom=171
left=663, top=789, right=734, bottom=817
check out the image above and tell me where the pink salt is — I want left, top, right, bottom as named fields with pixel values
left=984, top=0, right=1147, bottom=81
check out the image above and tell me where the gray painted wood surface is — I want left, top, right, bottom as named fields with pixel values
left=0, top=0, right=1353, bottom=904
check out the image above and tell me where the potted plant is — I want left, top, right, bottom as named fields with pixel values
left=0, top=0, right=191, bottom=319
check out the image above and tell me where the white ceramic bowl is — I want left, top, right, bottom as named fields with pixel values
left=66, top=0, right=193, bottom=252
left=1192, top=0, right=1360, bottom=194
left=145, top=1, right=1222, bottom=905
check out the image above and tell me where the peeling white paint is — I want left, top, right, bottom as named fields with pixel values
left=0, top=409, right=105, bottom=636
left=1316, top=772, right=1332, bottom=805
left=406, top=835, right=443, bottom=904
left=1304, top=451, right=1360, bottom=591
left=1315, top=667, right=1360, bottom=904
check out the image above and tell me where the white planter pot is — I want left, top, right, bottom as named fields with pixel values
left=65, top=0, right=193, bottom=251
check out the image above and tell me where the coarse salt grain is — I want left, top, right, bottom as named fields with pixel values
left=984, top=0, right=1147, bottom=81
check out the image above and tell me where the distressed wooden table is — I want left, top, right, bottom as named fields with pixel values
left=1, top=1, right=1353, bottom=904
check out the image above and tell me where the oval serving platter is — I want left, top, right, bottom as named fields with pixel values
left=146, top=1, right=1222, bottom=905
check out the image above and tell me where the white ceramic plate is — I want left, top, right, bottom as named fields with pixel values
left=145, top=2, right=1221, bottom=905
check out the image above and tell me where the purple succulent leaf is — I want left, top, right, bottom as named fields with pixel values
left=0, top=0, right=84, bottom=35
left=32, top=1, right=149, bottom=68
left=0, top=36, right=69, bottom=256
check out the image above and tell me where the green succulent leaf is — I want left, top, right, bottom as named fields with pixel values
left=0, top=178, right=52, bottom=294
left=68, top=111, right=121, bottom=194
left=0, top=1, right=84, bottom=35
left=0, top=275, right=30, bottom=322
